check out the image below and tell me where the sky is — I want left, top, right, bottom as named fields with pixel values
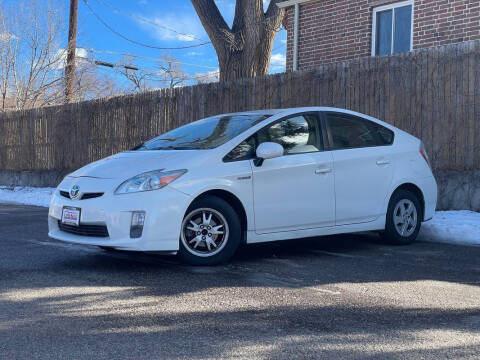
left=14, top=0, right=287, bottom=88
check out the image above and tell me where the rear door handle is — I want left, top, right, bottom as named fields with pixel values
left=376, top=160, right=390, bottom=166
left=315, top=168, right=332, bottom=174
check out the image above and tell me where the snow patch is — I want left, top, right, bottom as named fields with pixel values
left=418, top=210, right=480, bottom=246
left=0, top=186, right=55, bottom=207
left=0, top=187, right=478, bottom=246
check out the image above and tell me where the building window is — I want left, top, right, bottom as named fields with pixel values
left=372, top=1, right=413, bottom=56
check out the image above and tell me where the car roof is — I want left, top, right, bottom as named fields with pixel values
left=216, top=107, right=400, bottom=137
left=218, top=107, right=400, bottom=137
left=220, top=109, right=286, bottom=117
left=220, top=107, right=367, bottom=117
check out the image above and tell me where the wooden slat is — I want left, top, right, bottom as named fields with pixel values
left=457, top=42, right=468, bottom=170
left=0, top=41, right=479, bottom=174
left=426, top=47, right=437, bottom=167
left=474, top=41, right=480, bottom=169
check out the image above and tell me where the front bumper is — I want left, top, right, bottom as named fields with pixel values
left=48, top=178, right=192, bottom=251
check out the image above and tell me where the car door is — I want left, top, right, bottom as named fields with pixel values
left=323, top=112, right=395, bottom=225
left=250, top=113, right=335, bottom=234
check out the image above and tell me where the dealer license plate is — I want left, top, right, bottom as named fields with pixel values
left=61, top=207, right=81, bottom=226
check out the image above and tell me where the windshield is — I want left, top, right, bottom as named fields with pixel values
left=136, top=114, right=269, bottom=151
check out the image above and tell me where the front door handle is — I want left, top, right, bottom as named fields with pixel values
left=376, top=159, right=390, bottom=166
left=315, top=168, right=332, bottom=174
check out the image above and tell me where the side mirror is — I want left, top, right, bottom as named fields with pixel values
left=254, top=142, right=284, bottom=167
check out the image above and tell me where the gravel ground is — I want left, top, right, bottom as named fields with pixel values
left=0, top=204, right=479, bottom=360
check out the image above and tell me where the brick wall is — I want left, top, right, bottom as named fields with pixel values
left=414, top=0, right=480, bottom=48
left=284, top=0, right=480, bottom=71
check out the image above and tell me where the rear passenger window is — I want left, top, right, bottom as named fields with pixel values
left=375, top=124, right=394, bottom=145
left=326, top=113, right=394, bottom=149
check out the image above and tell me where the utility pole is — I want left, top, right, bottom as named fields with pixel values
left=65, top=0, right=78, bottom=103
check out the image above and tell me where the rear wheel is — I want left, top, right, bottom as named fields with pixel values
left=382, top=189, right=422, bottom=245
left=178, top=196, right=241, bottom=265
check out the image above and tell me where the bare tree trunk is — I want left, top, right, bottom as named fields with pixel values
left=0, top=4, right=18, bottom=111
left=191, top=0, right=284, bottom=82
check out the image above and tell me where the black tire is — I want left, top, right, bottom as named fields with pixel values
left=98, top=246, right=120, bottom=252
left=178, top=196, right=242, bottom=266
left=382, top=189, right=422, bottom=245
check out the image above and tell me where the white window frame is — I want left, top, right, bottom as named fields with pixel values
left=371, top=0, right=414, bottom=56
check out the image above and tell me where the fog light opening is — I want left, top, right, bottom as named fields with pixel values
left=130, top=211, right=145, bottom=239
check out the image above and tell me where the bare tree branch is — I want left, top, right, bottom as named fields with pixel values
left=157, top=53, right=188, bottom=89
left=0, top=0, right=120, bottom=110
left=117, top=55, right=153, bottom=93
left=265, top=0, right=284, bottom=21
left=190, top=0, right=232, bottom=51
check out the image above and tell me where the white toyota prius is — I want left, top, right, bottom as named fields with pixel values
left=49, top=107, right=437, bottom=265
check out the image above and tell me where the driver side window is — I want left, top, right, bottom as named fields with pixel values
left=224, top=114, right=321, bottom=162
left=223, top=136, right=256, bottom=162
left=258, top=114, right=321, bottom=154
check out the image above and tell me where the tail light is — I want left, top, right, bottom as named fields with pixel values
left=419, top=142, right=431, bottom=169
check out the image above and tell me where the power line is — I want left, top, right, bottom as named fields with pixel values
left=81, top=48, right=218, bottom=69
left=94, top=0, right=284, bottom=40
left=81, top=0, right=211, bottom=50
left=92, top=0, right=208, bottom=43
left=76, top=55, right=219, bottom=82
left=76, top=44, right=287, bottom=82
left=82, top=44, right=286, bottom=72
left=87, top=0, right=284, bottom=47
left=80, top=45, right=285, bottom=77
left=145, top=70, right=219, bottom=83
left=272, top=43, right=286, bottom=52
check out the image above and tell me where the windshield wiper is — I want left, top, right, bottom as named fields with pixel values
left=154, top=137, right=178, bottom=141
left=149, top=146, right=196, bottom=150
left=130, top=143, right=144, bottom=150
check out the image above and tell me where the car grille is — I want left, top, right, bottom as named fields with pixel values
left=59, top=191, right=104, bottom=200
left=80, top=192, right=104, bottom=200
left=58, top=221, right=109, bottom=238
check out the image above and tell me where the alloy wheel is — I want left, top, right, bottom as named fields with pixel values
left=393, top=199, right=418, bottom=237
left=181, top=208, right=229, bottom=257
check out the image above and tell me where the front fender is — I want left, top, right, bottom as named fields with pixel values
left=170, top=161, right=254, bottom=230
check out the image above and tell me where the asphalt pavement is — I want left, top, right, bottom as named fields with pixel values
left=0, top=204, right=479, bottom=360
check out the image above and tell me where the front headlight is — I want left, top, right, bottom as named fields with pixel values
left=114, top=169, right=187, bottom=195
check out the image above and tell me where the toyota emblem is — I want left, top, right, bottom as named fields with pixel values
left=70, top=185, right=80, bottom=200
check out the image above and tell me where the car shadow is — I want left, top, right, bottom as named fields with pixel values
left=2, top=218, right=480, bottom=359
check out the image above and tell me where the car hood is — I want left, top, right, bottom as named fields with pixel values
left=68, top=150, right=206, bottom=180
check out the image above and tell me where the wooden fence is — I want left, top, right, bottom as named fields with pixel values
left=1, top=40, right=479, bottom=173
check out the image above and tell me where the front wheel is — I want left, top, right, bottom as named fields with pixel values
left=382, top=189, right=422, bottom=245
left=178, top=196, right=241, bottom=265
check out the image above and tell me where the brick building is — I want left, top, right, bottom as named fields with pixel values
left=278, top=0, right=480, bottom=71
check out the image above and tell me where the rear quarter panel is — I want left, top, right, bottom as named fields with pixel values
left=383, top=131, right=437, bottom=220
